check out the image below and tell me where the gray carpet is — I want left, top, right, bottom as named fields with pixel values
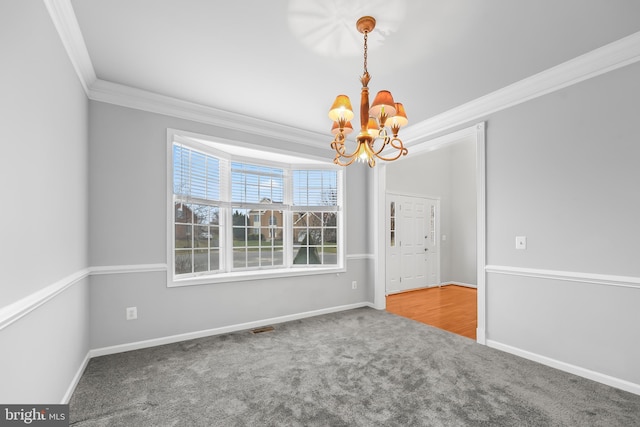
left=70, top=308, right=640, bottom=426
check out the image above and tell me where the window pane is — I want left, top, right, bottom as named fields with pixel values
left=175, top=250, right=192, bottom=274
left=209, top=227, right=220, bottom=248
left=293, top=212, right=307, bottom=227
left=173, top=144, right=222, bottom=277
left=318, top=247, right=337, bottom=265
left=194, top=249, right=209, bottom=272
left=210, top=207, right=220, bottom=226
left=247, top=249, right=260, bottom=268
left=291, top=210, right=338, bottom=266
left=322, top=228, right=337, bottom=245
left=232, top=209, right=249, bottom=244
left=231, top=207, right=285, bottom=271
left=209, top=249, right=220, bottom=271
left=233, top=249, right=247, bottom=268
left=273, top=247, right=284, bottom=265
left=191, top=204, right=211, bottom=224
left=194, top=225, right=209, bottom=248
left=175, top=203, right=189, bottom=223
left=173, top=145, right=219, bottom=201
left=293, top=170, right=337, bottom=206
left=232, top=162, right=284, bottom=204
left=175, top=225, right=192, bottom=248
left=292, top=246, right=321, bottom=265
left=307, top=227, right=322, bottom=245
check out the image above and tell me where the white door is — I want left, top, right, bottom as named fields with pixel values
left=386, top=194, right=439, bottom=294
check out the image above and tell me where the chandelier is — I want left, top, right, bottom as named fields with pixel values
left=329, top=16, right=408, bottom=167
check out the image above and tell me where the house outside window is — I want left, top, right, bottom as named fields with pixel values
left=168, top=130, right=344, bottom=286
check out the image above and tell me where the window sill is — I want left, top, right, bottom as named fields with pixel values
left=167, top=266, right=347, bottom=288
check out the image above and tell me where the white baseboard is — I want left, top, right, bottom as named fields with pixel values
left=62, top=352, right=91, bottom=404
left=476, top=328, right=486, bottom=345
left=486, top=339, right=640, bottom=396
left=90, top=302, right=373, bottom=358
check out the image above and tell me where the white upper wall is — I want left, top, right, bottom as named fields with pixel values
left=0, top=0, right=89, bottom=306
left=0, top=0, right=91, bottom=404
left=450, top=140, right=476, bottom=285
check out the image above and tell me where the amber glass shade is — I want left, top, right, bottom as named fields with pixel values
left=388, top=102, right=408, bottom=127
left=331, top=120, right=353, bottom=135
left=328, top=95, right=355, bottom=121
left=369, top=90, right=397, bottom=118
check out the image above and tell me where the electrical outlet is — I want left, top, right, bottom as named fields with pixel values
left=126, top=306, right=138, bottom=320
left=515, top=236, right=527, bottom=250
left=352, top=281, right=357, bottom=289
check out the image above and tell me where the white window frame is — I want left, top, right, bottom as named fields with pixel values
left=166, top=129, right=345, bottom=287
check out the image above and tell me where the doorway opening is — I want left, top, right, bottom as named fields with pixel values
left=373, top=123, right=486, bottom=343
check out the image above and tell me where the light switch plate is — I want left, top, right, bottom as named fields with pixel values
left=126, top=306, right=138, bottom=320
left=515, top=236, right=527, bottom=250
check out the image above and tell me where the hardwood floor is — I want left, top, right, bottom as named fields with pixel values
left=386, top=285, right=477, bottom=340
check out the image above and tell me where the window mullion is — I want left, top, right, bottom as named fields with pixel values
left=220, top=158, right=233, bottom=274
left=283, top=169, right=291, bottom=268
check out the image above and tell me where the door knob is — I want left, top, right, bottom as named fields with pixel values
left=424, top=248, right=429, bottom=252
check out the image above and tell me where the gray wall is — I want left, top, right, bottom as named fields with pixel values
left=385, top=141, right=477, bottom=286
left=0, top=0, right=90, bottom=403
left=450, top=141, right=477, bottom=285
left=484, top=61, right=640, bottom=385
left=88, top=101, right=373, bottom=349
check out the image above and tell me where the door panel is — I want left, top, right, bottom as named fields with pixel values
left=386, top=194, right=440, bottom=294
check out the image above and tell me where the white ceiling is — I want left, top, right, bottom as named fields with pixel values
left=69, top=0, right=640, bottom=136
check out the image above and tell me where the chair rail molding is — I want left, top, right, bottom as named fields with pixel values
left=0, top=268, right=90, bottom=331
left=485, top=265, right=640, bottom=289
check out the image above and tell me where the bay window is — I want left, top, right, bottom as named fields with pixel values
left=168, top=131, right=344, bottom=286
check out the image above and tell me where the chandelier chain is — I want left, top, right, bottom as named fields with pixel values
left=363, top=31, right=368, bottom=75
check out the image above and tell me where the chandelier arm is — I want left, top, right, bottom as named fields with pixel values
left=372, top=138, right=408, bottom=162
left=333, top=154, right=359, bottom=167
left=371, top=138, right=389, bottom=156
left=332, top=137, right=363, bottom=163
left=388, top=137, right=408, bottom=151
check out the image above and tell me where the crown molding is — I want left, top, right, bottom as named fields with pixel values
left=402, top=30, right=640, bottom=145
left=43, top=0, right=96, bottom=94
left=46, top=2, right=640, bottom=147
left=88, top=79, right=327, bottom=147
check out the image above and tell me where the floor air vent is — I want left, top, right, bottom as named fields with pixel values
left=250, top=326, right=275, bottom=334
